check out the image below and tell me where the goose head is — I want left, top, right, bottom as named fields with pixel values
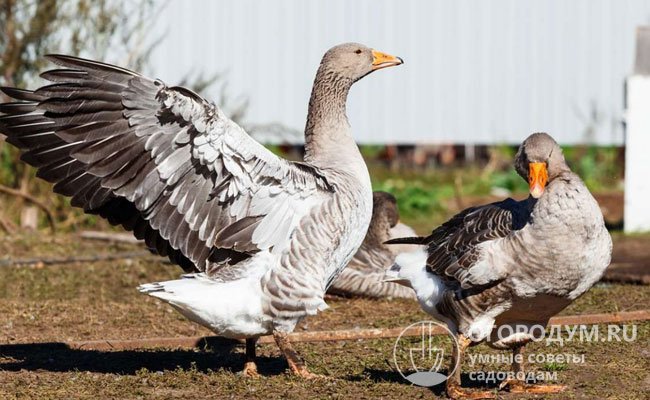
left=319, top=43, right=403, bottom=82
left=372, top=191, right=399, bottom=228
left=363, top=191, right=400, bottom=246
left=514, top=132, right=570, bottom=199
left=304, top=44, right=402, bottom=162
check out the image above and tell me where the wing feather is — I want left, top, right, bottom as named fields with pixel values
left=0, top=54, right=334, bottom=276
left=422, top=198, right=530, bottom=289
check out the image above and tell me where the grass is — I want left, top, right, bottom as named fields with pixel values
left=542, top=362, right=569, bottom=372
left=0, top=233, right=648, bottom=399
left=370, top=145, right=623, bottom=230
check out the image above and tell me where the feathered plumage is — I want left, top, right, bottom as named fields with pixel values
left=328, top=192, right=416, bottom=299
left=0, top=43, right=404, bottom=378
left=389, top=133, right=612, bottom=397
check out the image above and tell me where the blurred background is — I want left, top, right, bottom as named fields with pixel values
left=0, top=0, right=648, bottom=234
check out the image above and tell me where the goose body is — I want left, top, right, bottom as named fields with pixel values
left=388, top=133, right=612, bottom=397
left=328, top=191, right=416, bottom=299
left=0, top=43, right=403, bottom=377
left=141, top=167, right=372, bottom=337
left=396, top=185, right=611, bottom=346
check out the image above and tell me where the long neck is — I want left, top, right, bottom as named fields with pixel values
left=303, top=65, right=355, bottom=166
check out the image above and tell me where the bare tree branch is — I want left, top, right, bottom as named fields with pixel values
left=0, top=184, right=56, bottom=232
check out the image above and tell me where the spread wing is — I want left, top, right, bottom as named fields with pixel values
left=0, top=55, right=333, bottom=275
left=423, top=198, right=530, bottom=289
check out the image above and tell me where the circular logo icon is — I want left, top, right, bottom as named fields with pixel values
left=393, top=320, right=459, bottom=387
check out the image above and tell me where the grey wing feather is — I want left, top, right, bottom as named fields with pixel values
left=0, top=54, right=333, bottom=275
left=424, top=198, right=530, bottom=289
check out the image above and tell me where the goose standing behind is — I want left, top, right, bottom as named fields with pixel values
left=387, top=133, right=612, bottom=398
left=0, top=43, right=403, bottom=378
left=328, top=191, right=416, bottom=299
left=389, top=220, right=418, bottom=254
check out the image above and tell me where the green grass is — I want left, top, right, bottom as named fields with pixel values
left=542, top=362, right=569, bottom=372
left=369, top=145, right=623, bottom=230
left=369, top=162, right=519, bottom=230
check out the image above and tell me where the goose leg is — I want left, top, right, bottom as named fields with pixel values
left=272, top=330, right=324, bottom=379
left=499, top=344, right=566, bottom=394
left=446, top=334, right=496, bottom=400
left=240, top=338, right=260, bottom=378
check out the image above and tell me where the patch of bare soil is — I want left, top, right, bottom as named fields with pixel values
left=607, top=233, right=650, bottom=284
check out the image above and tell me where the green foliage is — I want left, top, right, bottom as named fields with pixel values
left=562, top=146, right=622, bottom=192
left=369, top=163, right=491, bottom=229
left=489, top=169, right=528, bottom=193
left=368, top=145, right=623, bottom=231
left=359, top=145, right=385, bottom=159
left=543, top=362, right=569, bottom=372
left=490, top=143, right=518, bottom=160
left=0, top=145, right=16, bottom=186
left=374, top=179, right=446, bottom=216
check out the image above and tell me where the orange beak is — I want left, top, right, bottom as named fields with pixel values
left=371, top=49, right=404, bottom=71
left=528, top=162, right=548, bottom=198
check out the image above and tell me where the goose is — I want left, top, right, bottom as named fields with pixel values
left=0, top=43, right=403, bottom=378
left=389, top=220, right=418, bottom=254
left=386, top=133, right=612, bottom=398
left=328, top=191, right=416, bottom=299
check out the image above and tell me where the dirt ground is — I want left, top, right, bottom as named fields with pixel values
left=0, top=233, right=649, bottom=399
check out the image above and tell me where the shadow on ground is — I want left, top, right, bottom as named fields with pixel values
left=359, top=367, right=500, bottom=396
left=0, top=338, right=286, bottom=376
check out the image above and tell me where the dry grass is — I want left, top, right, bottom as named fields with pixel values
left=0, top=233, right=649, bottom=399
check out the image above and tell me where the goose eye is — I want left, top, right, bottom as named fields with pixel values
left=355, top=49, right=362, bottom=54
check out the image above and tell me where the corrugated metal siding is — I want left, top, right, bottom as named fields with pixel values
left=149, top=0, right=650, bottom=145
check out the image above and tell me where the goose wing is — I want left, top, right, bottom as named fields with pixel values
left=0, top=55, right=333, bottom=276
left=423, top=198, right=530, bottom=289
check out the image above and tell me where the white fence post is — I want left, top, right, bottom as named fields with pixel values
left=625, top=27, right=650, bottom=233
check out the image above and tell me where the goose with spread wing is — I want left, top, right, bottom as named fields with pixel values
left=0, top=43, right=403, bottom=378
left=387, top=133, right=612, bottom=398
left=328, top=191, right=416, bottom=299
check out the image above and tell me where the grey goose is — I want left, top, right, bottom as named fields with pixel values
left=387, top=133, right=612, bottom=398
left=328, top=191, right=416, bottom=299
left=0, top=43, right=403, bottom=378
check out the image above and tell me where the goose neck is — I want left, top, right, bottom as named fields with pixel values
left=304, top=67, right=354, bottom=162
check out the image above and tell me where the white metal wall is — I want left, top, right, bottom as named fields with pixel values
left=149, top=0, right=650, bottom=145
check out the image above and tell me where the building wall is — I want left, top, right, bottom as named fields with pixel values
left=149, top=0, right=650, bottom=145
